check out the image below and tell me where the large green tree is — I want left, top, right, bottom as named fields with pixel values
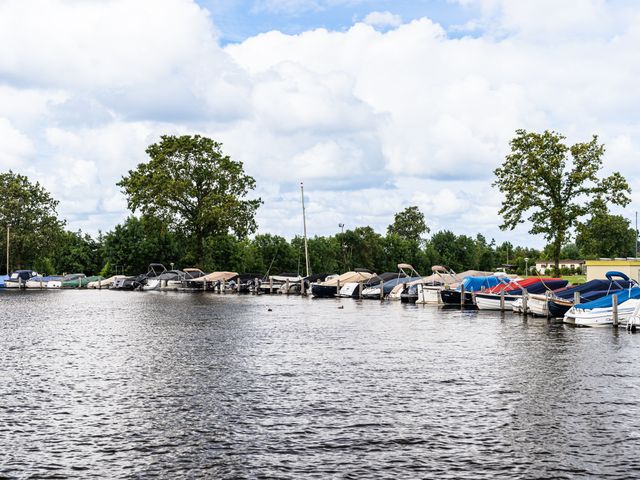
left=118, top=135, right=261, bottom=266
left=576, top=212, right=636, bottom=258
left=493, top=129, right=630, bottom=273
left=387, top=206, right=429, bottom=243
left=0, top=171, right=65, bottom=272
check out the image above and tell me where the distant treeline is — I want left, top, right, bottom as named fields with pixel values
left=1, top=214, right=537, bottom=277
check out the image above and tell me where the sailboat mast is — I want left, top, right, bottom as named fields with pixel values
left=301, top=182, right=310, bottom=277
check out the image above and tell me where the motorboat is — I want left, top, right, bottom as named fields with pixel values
left=0, top=274, right=8, bottom=288
left=362, top=264, right=421, bottom=300
left=474, top=278, right=568, bottom=311
left=137, top=264, right=168, bottom=290
left=312, top=269, right=375, bottom=298
left=258, top=272, right=303, bottom=294
left=563, top=286, right=640, bottom=327
left=110, top=274, right=146, bottom=291
left=25, top=275, right=63, bottom=289
left=353, top=272, right=403, bottom=298
left=230, top=273, right=264, bottom=294
left=546, top=272, right=635, bottom=317
left=184, top=271, right=239, bottom=291
left=4, top=270, right=39, bottom=288
left=88, top=275, right=127, bottom=289
left=440, top=273, right=511, bottom=306
left=47, top=273, right=86, bottom=289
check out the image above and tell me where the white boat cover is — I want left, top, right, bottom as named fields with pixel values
left=88, top=275, right=126, bottom=288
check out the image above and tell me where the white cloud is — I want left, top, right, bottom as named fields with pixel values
left=0, top=118, right=34, bottom=169
left=1, top=0, right=640, bottom=249
left=363, top=11, right=402, bottom=28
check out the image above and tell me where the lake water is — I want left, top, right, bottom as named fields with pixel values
left=2, top=290, right=640, bottom=478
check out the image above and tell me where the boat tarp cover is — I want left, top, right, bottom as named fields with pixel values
left=191, top=271, right=239, bottom=282
left=575, top=286, right=640, bottom=310
left=461, top=275, right=510, bottom=292
left=0, top=274, right=9, bottom=287
left=321, top=271, right=375, bottom=286
left=365, top=272, right=405, bottom=286
left=487, top=277, right=557, bottom=293
left=553, top=278, right=635, bottom=299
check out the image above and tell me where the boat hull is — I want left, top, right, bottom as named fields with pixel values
left=475, top=293, right=519, bottom=311
left=415, top=285, right=443, bottom=305
left=564, top=299, right=640, bottom=327
left=312, top=284, right=338, bottom=298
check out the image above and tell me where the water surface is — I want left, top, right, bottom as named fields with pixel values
left=2, top=290, right=640, bottom=478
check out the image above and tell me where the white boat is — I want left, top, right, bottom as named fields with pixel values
left=414, top=266, right=461, bottom=305
left=4, top=270, right=39, bottom=288
left=88, top=275, right=126, bottom=289
left=25, top=275, right=61, bottom=289
left=337, top=282, right=360, bottom=297
left=527, top=293, right=551, bottom=316
left=563, top=287, right=640, bottom=327
left=361, top=264, right=421, bottom=300
left=475, top=292, right=520, bottom=311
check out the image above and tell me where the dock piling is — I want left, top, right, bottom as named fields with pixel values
left=380, top=280, right=384, bottom=301
left=613, top=294, right=619, bottom=327
left=522, top=288, right=528, bottom=316
left=500, top=289, right=505, bottom=311
left=460, top=284, right=465, bottom=307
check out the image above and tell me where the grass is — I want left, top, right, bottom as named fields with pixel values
left=561, top=275, right=586, bottom=285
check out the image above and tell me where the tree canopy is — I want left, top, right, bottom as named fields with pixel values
left=387, top=206, right=429, bottom=242
left=0, top=171, right=65, bottom=272
left=493, top=129, right=631, bottom=272
left=576, top=211, right=636, bottom=259
left=118, top=135, right=262, bottom=266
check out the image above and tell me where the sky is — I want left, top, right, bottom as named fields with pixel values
left=1, top=0, right=639, bottom=248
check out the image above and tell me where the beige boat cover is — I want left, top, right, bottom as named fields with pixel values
left=190, top=271, right=238, bottom=282
left=320, top=270, right=376, bottom=286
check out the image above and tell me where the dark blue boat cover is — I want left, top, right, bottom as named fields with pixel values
left=575, top=286, right=640, bottom=310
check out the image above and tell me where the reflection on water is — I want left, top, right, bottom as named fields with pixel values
left=2, top=290, right=640, bottom=478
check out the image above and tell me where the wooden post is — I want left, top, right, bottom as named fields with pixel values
left=380, top=280, right=384, bottom=300
left=269, top=277, right=273, bottom=294
left=358, top=282, right=363, bottom=299
left=612, top=294, right=619, bottom=327
left=522, top=288, right=528, bottom=316
left=300, top=279, right=306, bottom=296
left=500, top=289, right=505, bottom=310
left=285, top=278, right=289, bottom=295
left=574, top=291, right=580, bottom=306
left=336, top=279, right=341, bottom=297
left=460, top=284, right=465, bottom=307
left=79, top=277, right=82, bottom=289
left=471, top=290, right=476, bottom=307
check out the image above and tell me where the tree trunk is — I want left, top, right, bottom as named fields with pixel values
left=553, top=240, right=561, bottom=278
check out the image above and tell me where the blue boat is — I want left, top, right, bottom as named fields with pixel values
left=564, top=285, right=640, bottom=327
left=547, top=271, right=635, bottom=317
left=0, top=274, right=9, bottom=288
left=441, top=274, right=511, bottom=305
